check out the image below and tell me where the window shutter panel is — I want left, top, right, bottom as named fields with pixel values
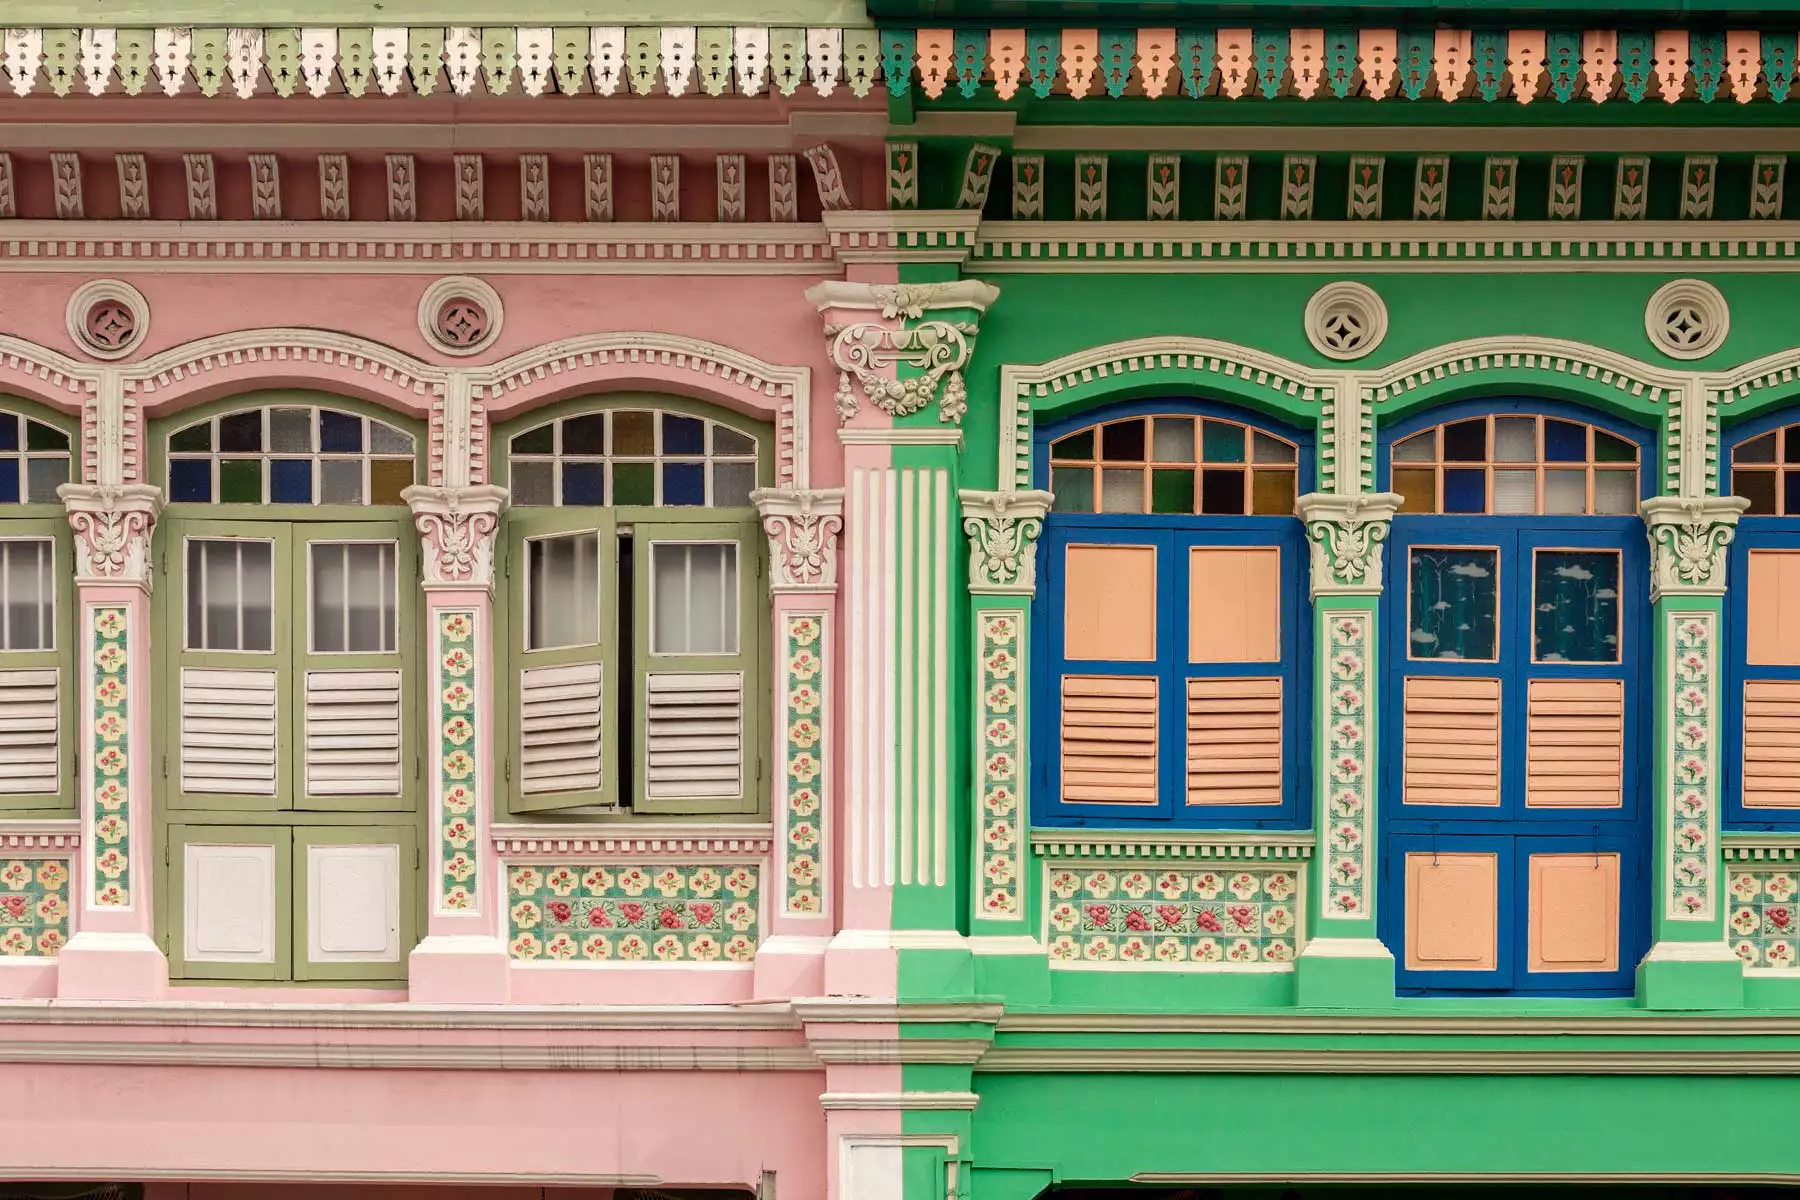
left=303, top=669, right=402, bottom=796
left=1743, top=679, right=1800, bottom=808
left=1525, top=679, right=1623, bottom=808
left=1186, top=676, right=1281, bottom=806
left=1060, top=674, right=1158, bottom=805
left=1403, top=676, right=1501, bottom=806
left=0, top=667, right=57, bottom=795
left=180, top=667, right=279, bottom=796
left=644, top=670, right=743, bottom=800
left=519, top=661, right=605, bottom=795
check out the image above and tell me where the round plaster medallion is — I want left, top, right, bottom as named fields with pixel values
left=1304, top=282, right=1388, bottom=361
left=1645, top=279, right=1728, bottom=361
left=66, top=279, right=150, bottom=360
left=417, top=276, right=504, bottom=357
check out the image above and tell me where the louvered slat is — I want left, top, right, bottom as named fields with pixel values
left=0, top=667, right=57, bottom=795
left=1745, top=679, right=1800, bottom=808
left=1403, top=676, right=1500, bottom=806
left=520, top=661, right=603, bottom=795
left=180, top=667, right=278, bottom=795
left=304, top=669, right=402, bottom=796
left=644, top=671, right=743, bottom=800
left=1526, top=678, right=1623, bottom=808
left=1061, top=674, right=1157, bottom=805
left=1187, top=676, right=1281, bottom=805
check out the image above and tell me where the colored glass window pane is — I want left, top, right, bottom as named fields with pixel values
left=169, top=459, right=210, bottom=503
left=1252, top=431, right=1295, bottom=464
left=1409, top=547, right=1499, bottom=661
left=166, top=406, right=414, bottom=508
left=1051, top=431, right=1093, bottom=461
left=613, top=461, right=654, bottom=506
left=1738, top=469, right=1778, bottom=515
left=508, top=409, right=758, bottom=508
left=269, top=459, right=313, bottom=504
left=1251, top=469, right=1295, bottom=516
left=662, top=414, right=705, bottom=455
left=560, top=462, right=605, bottom=506
left=1738, top=432, right=1777, bottom=464
left=511, top=424, right=554, bottom=455
left=1201, top=420, right=1245, bottom=463
left=713, top=427, right=754, bottom=457
left=24, top=422, right=67, bottom=453
left=1051, top=466, right=1093, bottom=512
left=562, top=413, right=607, bottom=455
left=219, top=460, right=262, bottom=503
left=1151, top=468, right=1195, bottom=514
left=1442, top=419, right=1486, bottom=462
left=0, top=459, right=21, bottom=503
left=1533, top=550, right=1621, bottom=663
left=368, top=459, right=414, bottom=506
left=1393, top=468, right=1435, bottom=513
left=1387, top=414, right=1638, bottom=515
left=0, top=417, right=18, bottom=452
left=1200, top=468, right=1246, bottom=514
left=510, top=461, right=553, bottom=508
left=1595, top=431, right=1636, bottom=463
left=1443, top=468, right=1485, bottom=513
left=612, top=411, right=654, bottom=456
left=219, top=410, right=263, bottom=452
left=1544, top=419, right=1587, bottom=462
left=169, top=423, right=211, bottom=452
left=1103, top=419, right=1146, bottom=461
left=318, top=410, right=363, bottom=453
left=662, top=462, right=706, bottom=507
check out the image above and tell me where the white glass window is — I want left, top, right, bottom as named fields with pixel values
left=526, top=532, right=601, bottom=651
left=310, top=542, right=398, bottom=653
left=186, top=539, right=275, bottom=652
left=0, top=539, right=53, bottom=651
left=651, top=542, right=738, bottom=655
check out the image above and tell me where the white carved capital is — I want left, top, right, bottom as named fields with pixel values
left=1296, top=491, right=1404, bottom=598
left=805, top=280, right=1000, bottom=427
left=752, top=486, right=844, bottom=594
left=1642, top=494, right=1750, bottom=601
left=59, top=483, right=161, bottom=588
left=960, top=489, right=1053, bottom=596
left=403, top=483, right=508, bottom=591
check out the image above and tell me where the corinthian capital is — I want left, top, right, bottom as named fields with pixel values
left=805, top=280, right=1000, bottom=427
left=1642, top=495, right=1751, bottom=601
left=59, top=483, right=162, bottom=589
left=960, top=489, right=1053, bottom=596
left=752, top=487, right=844, bottom=594
left=1296, top=492, right=1404, bottom=598
left=403, top=484, right=509, bottom=591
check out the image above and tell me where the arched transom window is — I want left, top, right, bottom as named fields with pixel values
left=1390, top=414, right=1639, bottom=516
left=167, top=406, right=417, bottom=505
left=0, top=410, right=72, bottom=504
left=1049, top=414, right=1299, bottom=515
left=508, top=410, right=758, bottom=508
left=1730, top=423, right=1800, bottom=515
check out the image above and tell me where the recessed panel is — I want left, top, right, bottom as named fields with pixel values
left=307, top=843, right=401, bottom=963
left=185, top=843, right=277, bottom=963
left=1528, top=852, right=1620, bottom=974
left=1747, top=550, right=1800, bottom=666
left=1063, top=544, right=1156, bottom=662
left=1188, top=546, right=1280, bottom=663
left=1405, top=851, right=1498, bottom=971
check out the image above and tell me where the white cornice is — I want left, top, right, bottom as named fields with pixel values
left=0, top=1040, right=819, bottom=1071
left=491, top=822, right=775, bottom=858
left=980, top=1048, right=1800, bottom=1073
left=0, top=1000, right=799, bottom=1029
left=0, top=819, right=82, bottom=851
left=995, top=1012, right=1800, bottom=1035
left=819, top=1091, right=980, bottom=1111
left=1030, top=830, right=1315, bottom=860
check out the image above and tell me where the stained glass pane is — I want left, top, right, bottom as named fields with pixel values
left=1393, top=468, right=1436, bottom=513
left=1051, top=466, right=1094, bottom=512
left=1737, top=469, right=1778, bottom=515
left=318, top=410, right=363, bottom=453
left=1103, top=419, right=1146, bottom=462
left=1785, top=472, right=1800, bottom=518
left=1786, top=428, right=1800, bottom=464
left=169, top=422, right=211, bottom=453
left=219, top=459, right=262, bottom=503
left=320, top=459, right=363, bottom=505
left=713, top=426, right=755, bottom=456
left=1533, top=550, right=1621, bottom=663
left=1201, top=420, right=1245, bottom=464
left=1409, top=547, right=1499, bottom=661
left=1051, top=431, right=1093, bottom=461
left=563, top=414, right=607, bottom=455
left=1544, top=469, right=1586, bottom=514
left=0, top=458, right=21, bottom=503
left=269, top=459, right=313, bottom=504
left=169, top=459, right=210, bottom=503
left=369, top=422, right=413, bottom=455
left=1494, top=417, right=1536, bottom=462
left=1200, top=468, right=1246, bottom=515
left=23, top=458, right=65, bottom=504
left=1150, top=468, right=1195, bottom=514
left=560, top=462, right=605, bottom=505
left=509, top=461, right=552, bottom=507
left=219, top=411, right=264, bottom=453
left=662, top=414, right=705, bottom=455
left=1442, top=420, right=1486, bottom=462
left=1737, top=432, right=1777, bottom=464
left=1099, top=468, right=1144, bottom=513
left=662, top=462, right=706, bottom=506
left=0, top=417, right=18, bottom=452
left=1252, top=432, right=1296, bottom=464
left=1152, top=418, right=1194, bottom=463
left=1544, top=419, right=1586, bottom=462
left=269, top=408, right=313, bottom=453
left=1251, top=469, right=1296, bottom=515
left=613, top=460, right=654, bottom=505
left=613, top=411, right=654, bottom=456
left=1443, top=468, right=1485, bottom=513
left=712, top=461, right=756, bottom=507
left=512, top=424, right=555, bottom=455
left=1594, top=470, right=1637, bottom=515
left=1492, top=469, right=1535, bottom=515
left=1595, top=431, right=1636, bottom=463
left=369, top=459, right=414, bottom=505
left=1393, top=431, right=1436, bottom=462
left=24, top=422, right=69, bottom=453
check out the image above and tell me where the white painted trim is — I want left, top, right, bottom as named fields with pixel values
left=980, top=1047, right=1800, bottom=1073
left=0, top=1170, right=666, bottom=1187
left=491, top=822, right=775, bottom=857
left=1298, top=936, right=1395, bottom=960
left=996, top=1010, right=1800, bottom=1034
left=0, top=1040, right=815, bottom=1070
left=822, top=927, right=970, bottom=952
left=417, top=275, right=504, bottom=357
left=792, top=998, right=1005, bottom=1023
left=0, top=819, right=81, bottom=851
left=0, top=999, right=801, bottom=1029
left=1048, top=961, right=1296, bottom=975
left=837, top=428, right=964, bottom=447
left=819, top=1091, right=980, bottom=1111
left=966, top=935, right=1044, bottom=956
left=1641, top=939, right=1742, bottom=964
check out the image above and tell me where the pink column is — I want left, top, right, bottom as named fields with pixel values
left=54, top=482, right=169, bottom=999
left=403, top=483, right=512, bottom=1002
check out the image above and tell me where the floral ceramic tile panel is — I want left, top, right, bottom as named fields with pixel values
left=1669, top=613, right=1715, bottom=921
left=0, top=858, right=71, bottom=956
left=782, top=613, right=825, bottom=915
left=91, top=606, right=130, bottom=907
left=1729, top=868, right=1800, bottom=969
left=437, top=610, right=479, bottom=912
left=508, top=863, right=760, bottom=963
left=978, top=609, right=1025, bottom=920
left=1045, top=864, right=1303, bottom=966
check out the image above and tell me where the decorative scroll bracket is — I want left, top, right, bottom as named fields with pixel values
left=404, top=483, right=509, bottom=591
left=960, top=488, right=1053, bottom=596
left=1643, top=494, right=1751, bottom=601
left=59, top=483, right=162, bottom=589
left=752, top=486, right=845, bottom=594
left=1296, top=491, right=1404, bottom=598
left=806, top=280, right=1000, bottom=428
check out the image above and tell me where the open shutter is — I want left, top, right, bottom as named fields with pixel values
left=632, top=518, right=761, bottom=815
left=507, top=510, right=618, bottom=814
left=0, top=530, right=69, bottom=811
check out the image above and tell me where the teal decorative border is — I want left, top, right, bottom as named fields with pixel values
left=1045, top=864, right=1302, bottom=967
left=0, top=858, right=70, bottom=956
left=978, top=609, right=1025, bottom=920
left=437, top=609, right=478, bottom=912
left=508, top=863, right=760, bottom=963
left=1323, top=609, right=1373, bottom=921
left=90, top=606, right=130, bottom=908
left=1669, top=611, right=1717, bottom=922
left=782, top=613, right=826, bottom=916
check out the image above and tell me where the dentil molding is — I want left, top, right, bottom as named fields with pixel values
left=1642, top=494, right=1751, bottom=600
left=961, top=488, right=1053, bottom=596
left=58, top=483, right=161, bottom=588
left=752, top=487, right=844, bottom=594
left=807, top=280, right=1000, bottom=427
left=404, top=484, right=508, bottom=590
left=1296, top=491, right=1404, bottom=597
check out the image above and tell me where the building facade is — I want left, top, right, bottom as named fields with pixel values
left=4, top=2, right=1800, bottom=1198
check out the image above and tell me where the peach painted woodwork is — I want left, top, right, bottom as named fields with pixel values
left=1403, top=676, right=1502, bottom=806
left=1528, top=852, right=1621, bottom=973
left=1406, top=851, right=1499, bottom=971
left=1742, top=680, right=1800, bottom=808
left=1357, top=29, right=1398, bottom=99
left=1061, top=29, right=1099, bottom=98
left=1189, top=545, right=1281, bottom=663
left=1582, top=29, right=1620, bottom=101
left=1506, top=31, right=1547, bottom=104
left=1435, top=30, right=1472, bottom=100
left=1291, top=30, right=1325, bottom=99
left=1138, top=29, right=1177, bottom=98
left=1064, top=543, right=1157, bottom=661
left=1217, top=30, right=1254, bottom=100
left=916, top=29, right=954, bottom=98
left=1186, top=676, right=1282, bottom=806
left=990, top=29, right=1027, bottom=99
left=1061, top=675, right=1159, bottom=805
left=1746, top=549, right=1800, bottom=665
left=1525, top=679, right=1624, bottom=808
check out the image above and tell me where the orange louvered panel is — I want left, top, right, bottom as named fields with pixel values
left=1061, top=675, right=1158, bottom=805
left=1744, top=680, right=1800, bottom=809
left=1525, top=679, right=1624, bottom=809
left=1403, top=676, right=1501, bottom=806
left=1186, top=676, right=1282, bottom=806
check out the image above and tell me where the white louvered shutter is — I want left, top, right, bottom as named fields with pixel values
left=180, top=667, right=279, bottom=796
left=304, top=669, right=402, bottom=796
left=644, top=670, right=743, bottom=800
left=520, top=661, right=604, bottom=795
left=0, top=667, right=57, bottom=795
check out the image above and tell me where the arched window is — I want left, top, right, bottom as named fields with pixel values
left=152, top=392, right=424, bottom=984
left=1378, top=399, right=1651, bottom=997
left=1034, top=402, right=1311, bottom=830
left=494, top=397, right=770, bottom=820
left=0, top=399, right=76, bottom=814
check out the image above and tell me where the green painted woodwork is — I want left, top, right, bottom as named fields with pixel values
left=0, top=514, right=77, bottom=818
left=290, top=822, right=418, bottom=982
left=163, top=823, right=292, bottom=981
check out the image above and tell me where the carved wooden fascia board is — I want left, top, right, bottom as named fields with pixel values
left=59, top=483, right=162, bottom=588
left=1296, top=491, right=1403, bottom=597
left=1642, top=494, right=1750, bottom=601
left=751, top=486, right=843, bottom=594
left=806, top=279, right=1000, bottom=426
left=960, top=488, right=1053, bottom=596
left=403, top=483, right=508, bottom=591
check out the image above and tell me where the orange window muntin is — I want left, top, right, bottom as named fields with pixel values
left=1731, top=425, right=1800, bottom=516
left=1389, top=413, right=1639, bottom=516
left=1048, top=414, right=1299, bottom=516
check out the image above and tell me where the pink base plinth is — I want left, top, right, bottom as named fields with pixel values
left=823, top=931, right=900, bottom=1000
left=55, top=931, right=169, bottom=1000
left=406, top=936, right=510, bottom=1004
left=752, top=934, right=829, bottom=1000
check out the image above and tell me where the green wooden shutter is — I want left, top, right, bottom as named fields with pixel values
left=0, top=520, right=73, bottom=814
left=505, top=509, right=619, bottom=814
left=631, top=517, right=761, bottom=816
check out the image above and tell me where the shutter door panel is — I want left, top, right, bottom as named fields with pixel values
left=1526, top=678, right=1624, bottom=808
left=181, top=667, right=278, bottom=795
left=1186, top=676, right=1281, bottom=806
left=303, top=669, right=402, bottom=796
left=1744, top=679, right=1800, bottom=808
left=0, top=667, right=57, bottom=795
left=644, top=670, right=743, bottom=800
left=1403, top=676, right=1501, bottom=806
left=1061, top=674, right=1158, bottom=805
left=519, top=661, right=604, bottom=795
